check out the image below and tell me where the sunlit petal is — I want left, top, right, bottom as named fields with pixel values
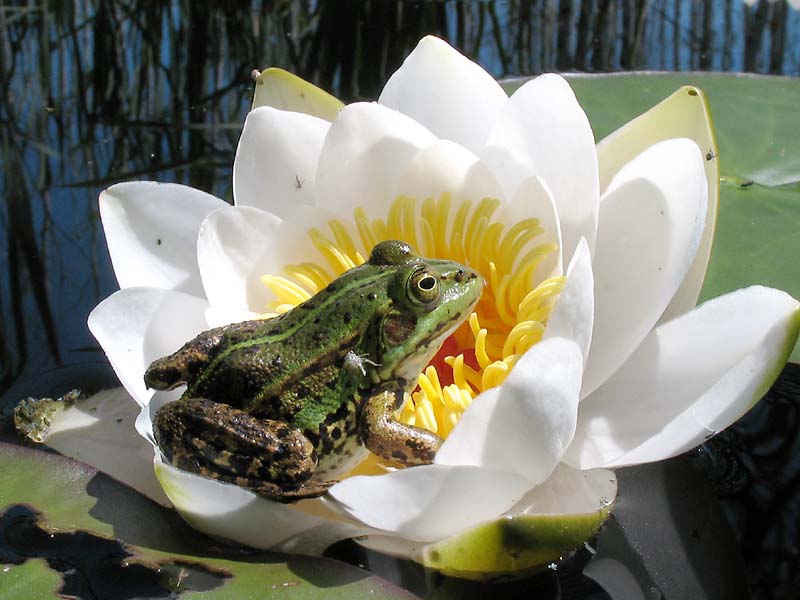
left=582, top=138, right=707, bottom=397
left=510, top=464, right=617, bottom=516
left=329, top=464, right=531, bottom=542
left=379, top=36, right=508, bottom=154
left=483, top=74, right=599, bottom=262
left=197, top=205, right=281, bottom=314
left=393, top=140, right=504, bottom=205
left=233, top=106, right=329, bottom=217
left=543, top=239, right=594, bottom=364
left=100, top=182, right=226, bottom=295
left=88, top=287, right=209, bottom=406
left=565, top=286, right=800, bottom=469
left=154, top=457, right=359, bottom=550
left=31, top=387, right=169, bottom=506
left=315, top=102, right=437, bottom=217
left=436, top=337, right=582, bottom=484
left=596, top=86, right=718, bottom=321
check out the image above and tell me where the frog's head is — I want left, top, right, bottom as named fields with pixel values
left=368, top=240, right=484, bottom=388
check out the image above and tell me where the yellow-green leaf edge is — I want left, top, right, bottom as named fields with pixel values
left=252, top=67, right=344, bottom=121
left=420, top=507, right=613, bottom=582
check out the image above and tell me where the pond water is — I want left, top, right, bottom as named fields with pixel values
left=1, top=2, right=799, bottom=599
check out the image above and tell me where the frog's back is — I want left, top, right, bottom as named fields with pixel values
left=185, top=262, right=392, bottom=420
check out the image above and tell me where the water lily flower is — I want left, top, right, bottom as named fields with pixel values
left=60, top=36, right=798, bottom=579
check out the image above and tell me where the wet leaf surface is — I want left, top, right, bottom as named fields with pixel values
left=0, top=442, right=416, bottom=599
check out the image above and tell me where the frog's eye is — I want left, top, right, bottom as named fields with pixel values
left=407, top=267, right=440, bottom=306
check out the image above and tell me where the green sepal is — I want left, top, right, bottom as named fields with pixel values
left=252, top=68, right=343, bottom=121
left=420, top=507, right=613, bottom=582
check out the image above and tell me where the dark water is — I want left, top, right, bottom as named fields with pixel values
left=0, top=1, right=799, bottom=599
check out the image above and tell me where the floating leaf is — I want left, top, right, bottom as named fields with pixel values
left=0, top=442, right=415, bottom=599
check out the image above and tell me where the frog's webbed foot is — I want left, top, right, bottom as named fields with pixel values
left=360, top=388, right=443, bottom=466
left=154, top=398, right=321, bottom=503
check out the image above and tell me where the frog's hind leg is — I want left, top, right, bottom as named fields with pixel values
left=153, top=398, right=332, bottom=503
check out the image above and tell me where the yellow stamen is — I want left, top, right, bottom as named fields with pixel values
left=259, top=194, right=566, bottom=449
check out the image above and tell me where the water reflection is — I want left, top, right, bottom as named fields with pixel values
left=3, top=0, right=799, bottom=395
left=1, top=1, right=798, bottom=598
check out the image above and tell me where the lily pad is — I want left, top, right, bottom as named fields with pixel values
left=562, top=73, right=800, bottom=362
left=0, top=442, right=415, bottom=599
left=0, top=560, right=63, bottom=599
left=566, top=73, right=800, bottom=188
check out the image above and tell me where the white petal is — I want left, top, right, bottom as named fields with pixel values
left=265, top=204, right=361, bottom=279
left=501, top=175, right=563, bottom=280
left=99, top=182, right=227, bottom=295
left=596, top=86, right=719, bottom=320
left=233, top=106, right=329, bottom=218
left=394, top=140, right=504, bottom=205
left=356, top=463, right=617, bottom=570
left=203, top=305, right=258, bottom=329
left=582, top=138, right=707, bottom=398
left=436, top=337, right=583, bottom=484
left=544, top=239, right=594, bottom=365
left=565, top=286, right=800, bottom=469
left=510, top=464, right=617, bottom=517
left=379, top=36, right=507, bottom=154
left=273, top=521, right=372, bottom=557
left=197, top=206, right=281, bottom=314
left=584, top=559, right=648, bottom=600
left=136, top=390, right=183, bottom=449
left=42, top=388, right=169, bottom=506
left=315, top=102, right=437, bottom=217
left=482, top=74, right=599, bottom=262
left=88, top=287, right=210, bottom=406
left=154, top=457, right=356, bottom=550
left=328, top=465, right=531, bottom=542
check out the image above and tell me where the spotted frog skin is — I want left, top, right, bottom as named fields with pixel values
left=144, top=240, right=483, bottom=503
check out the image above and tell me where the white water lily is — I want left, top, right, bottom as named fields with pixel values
left=76, top=37, right=799, bottom=579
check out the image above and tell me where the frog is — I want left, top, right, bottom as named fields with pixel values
left=144, top=240, right=483, bottom=503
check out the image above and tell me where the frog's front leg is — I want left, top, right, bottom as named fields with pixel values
left=359, top=388, right=443, bottom=465
left=154, top=398, right=331, bottom=503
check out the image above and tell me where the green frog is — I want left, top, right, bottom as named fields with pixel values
left=144, top=240, right=483, bottom=503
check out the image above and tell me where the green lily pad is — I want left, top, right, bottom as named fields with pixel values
left=703, top=180, right=800, bottom=308
left=0, top=560, right=62, bottom=598
left=567, top=73, right=800, bottom=188
left=0, top=442, right=414, bottom=599
left=564, top=73, right=800, bottom=362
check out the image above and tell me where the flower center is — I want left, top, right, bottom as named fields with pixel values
left=260, top=194, right=565, bottom=440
